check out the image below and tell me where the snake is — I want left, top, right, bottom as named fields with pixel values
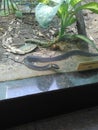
left=23, top=50, right=98, bottom=71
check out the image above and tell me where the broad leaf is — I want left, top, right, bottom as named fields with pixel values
left=58, top=2, right=68, bottom=17
left=70, top=0, right=82, bottom=7
left=38, top=0, right=50, bottom=4
left=76, top=2, right=98, bottom=14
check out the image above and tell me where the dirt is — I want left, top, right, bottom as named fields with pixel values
left=0, top=10, right=98, bottom=58
left=0, top=5, right=98, bottom=81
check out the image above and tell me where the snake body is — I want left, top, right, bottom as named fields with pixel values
left=23, top=50, right=98, bottom=71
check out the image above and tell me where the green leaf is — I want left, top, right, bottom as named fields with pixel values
left=38, top=0, right=50, bottom=4
left=0, top=10, right=9, bottom=16
left=66, top=16, right=76, bottom=26
left=65, top=0, right=71, bottom=4
left=70, top=0, right=82, bottom=7
left=72, top=34, right=98, bottom=51
left=76, top=2, right=98, bottom=14
left=10, top=0, right=18, bottom=11
left=0, top=0, right=18, bottom=16
left=15, top=11, right=23, bottom=18
left=58, top=2, right=68, bottom=17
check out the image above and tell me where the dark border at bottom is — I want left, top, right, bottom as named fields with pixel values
left=0, top=82, right=98, bottom=129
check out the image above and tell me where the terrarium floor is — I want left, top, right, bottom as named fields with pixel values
left=0, top=10, right=98, bottom=81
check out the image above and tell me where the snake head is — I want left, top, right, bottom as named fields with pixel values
left=51, top=64, right=60, bottom=69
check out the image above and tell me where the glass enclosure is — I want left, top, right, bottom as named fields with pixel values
left=0, top=0, right=98, bottom=100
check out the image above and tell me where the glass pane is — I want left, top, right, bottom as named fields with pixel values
left=0, top=0, right=98, bottom=100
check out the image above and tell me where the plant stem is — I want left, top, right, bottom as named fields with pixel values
left=58, top=16, right=65, bottom=40
left=25, top=35, right=60, bottom=47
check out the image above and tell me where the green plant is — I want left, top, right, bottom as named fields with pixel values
left=35, top=0, right=98, bottom=49
left=0, top=0, right=37, bottom=17
left=0, top=0, right=19, bottom=16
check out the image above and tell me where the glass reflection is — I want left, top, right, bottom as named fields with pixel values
left=0, top=69, right=98, bottom=100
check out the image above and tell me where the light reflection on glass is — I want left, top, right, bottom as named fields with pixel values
left=49, top=79, right=58, bottom=91
left=0, top=70, right=98, bottom=100
left=1, top=78, right=41, bottom=99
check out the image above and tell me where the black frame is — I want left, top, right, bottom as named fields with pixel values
left=0, top=1, right=98, bottom=129
left=0, top=69, right=98, bottom=129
